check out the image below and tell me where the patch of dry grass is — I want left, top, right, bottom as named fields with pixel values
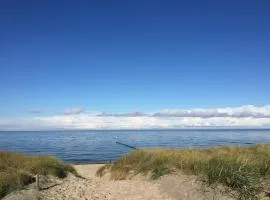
left=0, top=152, right=77, bottom=198
left=98, top=144, right=270, bottom=199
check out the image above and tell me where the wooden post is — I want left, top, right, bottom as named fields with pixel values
left=116, top=141, right=137, bottom=149
left=36, top=174, right=40, bottom=190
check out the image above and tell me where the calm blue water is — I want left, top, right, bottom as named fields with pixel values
left=1, top=129, right=270, bottom=164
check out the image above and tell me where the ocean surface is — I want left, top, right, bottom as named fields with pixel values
left=1, top=129, right=270, bottom=164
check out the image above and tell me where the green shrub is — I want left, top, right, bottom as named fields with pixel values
left=151, top=167, right=171, bottom=180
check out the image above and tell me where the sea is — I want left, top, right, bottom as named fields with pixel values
left=1, top=129, right=270, bottom=164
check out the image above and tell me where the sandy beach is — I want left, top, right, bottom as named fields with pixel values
left=37, top=164, right=235, bottom=200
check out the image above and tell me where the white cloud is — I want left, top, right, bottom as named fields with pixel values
left=64, top=108, right=84, bottom=115
left=1, top=105, right=270, bottom=130
left=97, top=112, right=148, bottom=117
left=28, top=108, right=43, bottom=113
left=97, top=105, right=270, bottom=118
left=32, top=115, right=270, bottom=130
left=153, top=105, right=270, bottom=118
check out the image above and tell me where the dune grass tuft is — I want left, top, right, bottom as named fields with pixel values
left=98, top=144, right=270, bottom=199
left=96, top=164, right=111, bottom=177
left=0, top=152, right=77, bottom=198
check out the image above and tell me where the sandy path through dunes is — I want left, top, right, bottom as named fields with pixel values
left=39, top=164, right=235, bottom=200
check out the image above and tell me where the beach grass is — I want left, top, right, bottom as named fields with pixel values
left=97, top=144, right=270, bottom=199
left=0, top=152, right=77, bottom=198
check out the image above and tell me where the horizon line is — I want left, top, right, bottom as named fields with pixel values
left=1, top=127, right=270, bottom=132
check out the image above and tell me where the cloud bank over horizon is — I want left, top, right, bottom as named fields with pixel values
left=1, top=105, right=270, bottom=130
left=99, top=105, right=270, bottom=118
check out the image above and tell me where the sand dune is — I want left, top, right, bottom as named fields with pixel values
left=38, top=164, right=235, bottom=200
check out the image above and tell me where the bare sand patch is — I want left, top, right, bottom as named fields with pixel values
left=38, top=164, right=235, bottom=200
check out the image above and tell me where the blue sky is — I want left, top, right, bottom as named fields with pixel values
left=1, top=0, right=270, bottom=129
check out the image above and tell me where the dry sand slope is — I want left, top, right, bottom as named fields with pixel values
left=39, top=164, right=235, bottom=200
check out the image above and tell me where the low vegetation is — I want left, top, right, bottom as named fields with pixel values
left=0, top=152, right=77, bottom=198
left=97, top=144, right=270, bottom=199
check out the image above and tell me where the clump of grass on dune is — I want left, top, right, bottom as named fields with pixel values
left=0, top=152, right=77, bottom=198
left=98, top=144, right=270, bottom=199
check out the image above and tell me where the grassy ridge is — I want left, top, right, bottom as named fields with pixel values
left=0, top=152, right=77, bottom=198
left=97, top=144, right=270, bottom=199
